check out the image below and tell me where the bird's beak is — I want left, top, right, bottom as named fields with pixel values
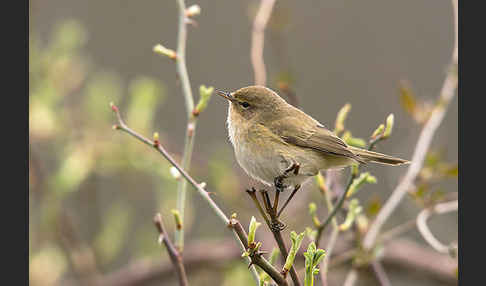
left=216, top=89, right=236, bottom=102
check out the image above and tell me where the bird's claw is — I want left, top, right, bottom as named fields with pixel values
left=271, top=220, right=286, bottom=231
left=274, top=176, right=288, bottom=191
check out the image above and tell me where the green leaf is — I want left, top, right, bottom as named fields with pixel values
left=248, top=216, right=261, bottom=246
left=347, top=172, right=377, bottom=198
left=194, top=85, right=214, bottom=115
left=283, top=231, right=305, bottom=272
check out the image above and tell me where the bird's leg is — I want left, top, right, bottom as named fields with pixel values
left=258, top=189, right=286, bottom=232
left=274, top=163, right=300, bottom=192
left=277, top=184, right=301, bottom=218
left=246, top=188, right=272, bottom=228
left=260, top=190, right=273, bottom=214
left=273, top=188, right=281, bottom=214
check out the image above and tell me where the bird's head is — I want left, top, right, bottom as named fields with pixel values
left=216, top=85, right=287, bottom=123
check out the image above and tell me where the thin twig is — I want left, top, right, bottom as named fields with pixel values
left=371, top=261, right=392, bottom=286
left=174, top=0, right=196, bottom=252
left=319, top=172, right=340, bottom=286
left=111, top=105, right=261, bottom=284
left=229, top=219, right=289, bottom=286
left=343, top=269, right=358, bottom=286
left=361, top=0, right=458, bottom=253
left=66, top=237, right=458, bottom=286
left=247, top=189, right=301, bottom=286
left=153, top=213, right=189, bottom=286
left=57, top=209, right=101, bottom=285
left=251, top=0, right=277, bottom=86
left=345, top=2, right=458, bottom=284
left=416, top=200, right=458, bottom=255
left=315, top=171, right=356, bottom=248
left=379, top=219, right=417, bottom=244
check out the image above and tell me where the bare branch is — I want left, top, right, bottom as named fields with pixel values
left=319, top=171, right=341, bottom=286
left=315, top=173, right=356, bottom=248
left=153, top=213, right=189, bottom=286
left=174, top=0, right=196, bottom=252
left=251, top=0, right=276, bottom=86
left=371, top=261, right=391, bottom=286
left=112, top=104, right=262, bottom=284
left=361, top=0, right=458, bottom=253
left=416, top=200, right=458, bottom=255
left=247, top=188, right=301, bottom=286
left=229, top=218, right=289, bottom=286
left=68, top=237, right=457, bottom=286
left=343, top=269, right=358, bottom=286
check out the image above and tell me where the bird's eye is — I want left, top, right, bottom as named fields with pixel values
left=240, top=102, right=250, bottom=109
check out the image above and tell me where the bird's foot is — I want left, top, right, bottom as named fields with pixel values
left=270, top=219, right=286, bottom=232
left=274, top=176, right=288, bottom=192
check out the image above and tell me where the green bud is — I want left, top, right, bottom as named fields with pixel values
left=383, top=114, right=394, bottom=138
left=283, top=231, right=305, bottom=274
left=193, top=85, right=214, bottom=116
left=247, top=216, right=261, bottom=247
left=153, top=44, right=177, bottom=60
left=305, top=227, right=317, bottom=241
left=348, top=136, right=367, bottom=148
left=334, top=103, right=351, bottom=135
left=304, top=242, right=326, bottom=286
left=366, top=175, right=377, bottom=184
left=315, top=173, right=327, bottom=193
left=371, top=124, right=385, bottom=139
left=342, top=131, right=366, bottom=148
left=170, top=209, right=183, bottom=230
left=338, top=199, right=363, bottom=231
left=347, top=172, right=377, bottom=198
left=308, top=203, right=321, bottom=227
left=308, top=202, right=317, bottom=216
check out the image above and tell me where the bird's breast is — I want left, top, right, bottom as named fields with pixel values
left=227, top=112, right=314, bottom=188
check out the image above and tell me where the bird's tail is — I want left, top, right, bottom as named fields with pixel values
left=349, top=146, right=410, bottom=166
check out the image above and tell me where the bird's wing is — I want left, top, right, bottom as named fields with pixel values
left=267, top=110, right=363, bottom=162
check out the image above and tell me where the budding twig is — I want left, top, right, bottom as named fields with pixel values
left=111, top=104, right=262, bottom=284
left=345, top=1, right=458, bottom=284
left=153, top=213, right=188, bottom=286
left=361, top=0, right=459, bottom=256
left=416, top=200, right=458, bottom=256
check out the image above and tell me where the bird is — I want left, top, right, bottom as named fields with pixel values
left=216, top=85, right=409, bottom=193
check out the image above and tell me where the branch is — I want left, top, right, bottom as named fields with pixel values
left=247, top=188, right=302, bottom=286
left=315, top=172, right=356, bottom=248
left=361, top=0, right=458, bottom=253
left=153, top=213, right=189, bottom=286
left=174, top=0, right=196, bottom=252
left=371, top=261, right=391, bottom=286
left=72, top=237, right=457, bottom=286
left=229, top=218, right=289, bottom=286
left=342, top=3, right=458, bottom=284
left=416, top=200, right=458, bottom=255
left=111, top=104, right=263, bottom=284
left=251, top=0, right=276, bottom=86
left=319, top=173, right=341, bottom=286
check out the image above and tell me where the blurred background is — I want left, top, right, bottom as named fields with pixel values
left=29, top=0, right=457, bottom=285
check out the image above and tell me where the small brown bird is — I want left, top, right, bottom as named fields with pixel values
left=217, top=86, right=409, bottom=192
